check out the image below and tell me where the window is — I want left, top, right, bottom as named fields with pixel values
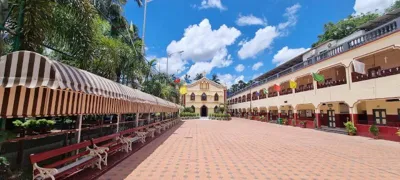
left=191, top=105, right=195, bottom=112
left=214, top=93, right=219, bottom=101
left=288, top=110, right=293, bottom=118
left=281, top=110, right=287, bottom=116
left=201, top=93, right=207, bottom=101
left=190, top=93, right=195, bottom=100
left=373, top=109, right=387, bottom=125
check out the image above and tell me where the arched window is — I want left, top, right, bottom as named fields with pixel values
left=242, top=95, right=246, bottom=102
left=201, top=93, right=207, bottom=101
left=214, top=106, right=219, bottom=113
left=238, top=97, right=241, bottom=103
left=191, top=105, right=195, bottom=112
left=190, top=93, right=195, bottom=100
left=214, top=93, right=219, bottom=101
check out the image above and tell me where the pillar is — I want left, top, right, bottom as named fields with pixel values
left=293, top=109, right=298, bottom=124
left=349, top=107, right=358, bottom=124
left=148, top=113, right=151, bottom=124
left=315, top=108, right=321, bottom=128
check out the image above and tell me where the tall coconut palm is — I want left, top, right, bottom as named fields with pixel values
left=212, top=74, right=220, bottom=84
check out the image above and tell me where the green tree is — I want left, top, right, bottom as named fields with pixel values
left=194, top=73, right=204, bottom=80
left=184, top=74, right=191, bottom=84
left=312, top=13, right=379, bottom=47
left=211, top=74, right=220, bottom=84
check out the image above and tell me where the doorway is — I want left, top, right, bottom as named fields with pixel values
left=201, top=105, right=208, bottom=117
left=328, top=110, right=336, bottom=128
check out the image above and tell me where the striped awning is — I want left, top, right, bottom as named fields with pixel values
left=0, top=51, right=180, bottom=117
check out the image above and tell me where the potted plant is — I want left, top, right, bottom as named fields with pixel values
left=344, top=121, right=357, bottom=135
left=282, top=118, right=289, bottom=125
left=0, top=156, right=12, bottom=179
left=299, top=121, right=307, bottom=128
left=396, top=129, right=400, bottom=136
left=260, top=116, right=265, bottom=122
left=369, top=124, right=379, bottom=139
left=22, top=119, right=38, bottom=135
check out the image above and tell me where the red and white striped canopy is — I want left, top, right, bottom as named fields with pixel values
left=0, top=51, right=180, bottom=111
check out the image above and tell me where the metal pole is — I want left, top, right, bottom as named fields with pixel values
left=13, top=0, right=25, bottom=51
left=141, top=0, right=148, bottom=54
left=116, top=114, right=121, bottom=132
left=166, top=55, right=169, bottom=75
left=77, top=115, right=83, bottom=143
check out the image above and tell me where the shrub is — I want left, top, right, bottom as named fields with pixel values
left=344, top=121, right=357, bottom=135
left=12, top=120, right=23, bottom=127
left=396, top=129, right=400, bottom=137
left=369, top=124, right=379, bottom=137
left=22, top=119, right=38, bottom=129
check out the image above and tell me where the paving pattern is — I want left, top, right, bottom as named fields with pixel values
left=99, top=118, right=400, bottom=180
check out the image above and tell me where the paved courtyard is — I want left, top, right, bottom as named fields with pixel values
left=99, top=118, right=400, bottom=180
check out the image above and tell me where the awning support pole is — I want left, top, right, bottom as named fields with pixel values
left=116, top=113, right=121, bottom=132
left=77, top=114, right=83, bottom=143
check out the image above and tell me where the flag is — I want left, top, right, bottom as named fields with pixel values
left=263, top=88, right=268, bottom=94
left=312, top=73, right=325, bottom=82
left=273, top=84, right=281, bottom=91
left=179, top=84, right=187, bottom=95
left=289, top=80, right=297, bottom=89
left=174, top=78, right=181, bottom=84
left=352, top=60, right=366, bottom=74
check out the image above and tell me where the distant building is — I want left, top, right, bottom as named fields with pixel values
left=183, top=76, right=227, bottom=117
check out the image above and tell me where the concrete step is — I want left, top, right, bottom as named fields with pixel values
left=319, top=126, right=347, bottom=135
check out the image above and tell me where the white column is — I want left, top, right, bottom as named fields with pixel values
left=76, top=115, right=83, bottom=143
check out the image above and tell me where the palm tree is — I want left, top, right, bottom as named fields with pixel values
left=194, top=73, right=204, bottom=80
left=184, top=74, right=191, bottom=84
left=211, top=74, right=220, bottom=84
left=231, top=84, right=239, bottom=92
left=238, top=80, right=246, bottom=89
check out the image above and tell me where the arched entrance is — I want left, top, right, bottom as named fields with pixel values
left=201, top=105, right=208, bottom=117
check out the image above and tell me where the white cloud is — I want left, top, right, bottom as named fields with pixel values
left=237, top=26, right=280, bottom=59
left=199, top=0, right=227, bottom=10
left=217, top=74, right=245, bottom=88
left=237, top=3, right=301, bottom=59
left=235, top=64, right=245, bottom=72
left=155, top=54, right=188, bottom=75
left=167, top=19, right=240, bottom=62
left=353, top=0, right=395, bottom=15
left=278, top=3, right=301, bottom=30
left=272, top=46, right=309, bottom=66
left=252, top=62, right=263, bottom=70
left=236, top=14, right=267, bottom=26
left=167, top=19, right=240, bottom=77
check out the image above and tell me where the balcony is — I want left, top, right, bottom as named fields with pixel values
left=317, top=79, right=347, bottom=89
left=295, top=83, right=314, bottom=93
left=352, top=66, right=400, bottom=82
left=280, top=89, right=293, bottom=96
left=352, top=48, right=400, bottom=83
left=316, top=65, right=347, bottom=89
left=268, top=91, right=278, bottom=98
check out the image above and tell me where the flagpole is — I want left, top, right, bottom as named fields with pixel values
left=141, top=0, right=148, bottom=54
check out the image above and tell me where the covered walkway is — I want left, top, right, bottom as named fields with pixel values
left=100, top=118, right=400, bottom=180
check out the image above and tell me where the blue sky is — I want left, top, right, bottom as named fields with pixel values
left=124, top=0, right=396, bottom=87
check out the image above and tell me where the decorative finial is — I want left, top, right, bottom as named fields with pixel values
left=202, top=71, right=206, bottom=77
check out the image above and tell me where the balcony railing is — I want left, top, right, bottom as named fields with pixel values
left=317, top=79, right=347, bottom=89
left=279, top=89, right=293, bottom=96
left=348, top=21, right=397, bottom=49
left=228, top=18, right=399, bottom=98
left=295, top=84, right=314, bottom=93
left=268, top=92, right=278, bottom=98
left=352, top=66, right=400, bottom=82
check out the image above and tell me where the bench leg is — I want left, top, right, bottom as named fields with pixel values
left=33, top=163, right=57, bottom=180
left=101, top=152, right=108, bottom=166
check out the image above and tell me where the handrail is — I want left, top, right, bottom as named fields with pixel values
left=228, top=19, right=399, bottom=98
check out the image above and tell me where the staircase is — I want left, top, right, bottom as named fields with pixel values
left=318, top=126, right=347, bottom=135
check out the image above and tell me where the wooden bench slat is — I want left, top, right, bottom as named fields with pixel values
left=44, top=151, right=90, bottom=169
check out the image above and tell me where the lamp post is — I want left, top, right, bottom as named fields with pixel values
left=166, top=50, right=184, bottom=75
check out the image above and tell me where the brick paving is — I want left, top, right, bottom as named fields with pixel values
left=99, top=118, right=400, bottom=180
